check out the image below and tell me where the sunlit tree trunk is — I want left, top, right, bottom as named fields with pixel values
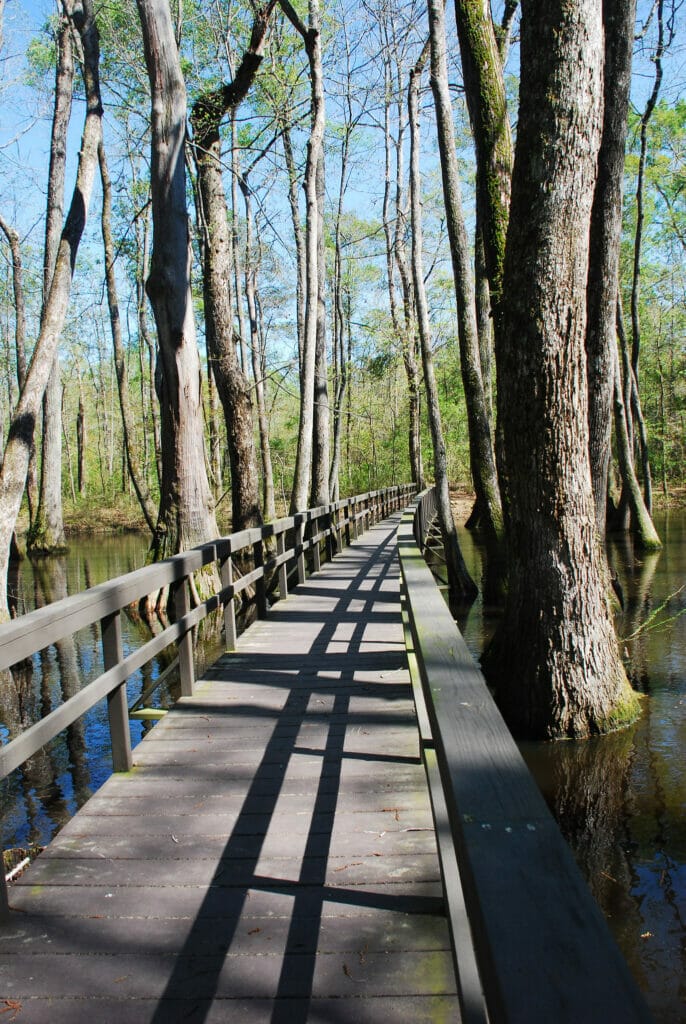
left=241, top=177, right=276, bottom=521
left=280, top=0, right=325, bottom=512
left=310, top=150, right=330, bottom=508
left=190, top=5, right=274, bottom=532
left=409, top=48, right=476, bottom=600
left=136, top=0, right=219, bottom=561
left=0, top=0, right=102, bottom=620
left=428, top=0, right=502, bottom=545
left=99, top=140, right=157, bottom=533
left=30, top=6, right=74, bottom=554
left=379, top=18, right=424, bottom=490
left=483, top=0, right=640, bottom=739
left=586, top=0, right=636, bottom=539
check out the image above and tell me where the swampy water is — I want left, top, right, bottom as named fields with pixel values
left=458, top=511, right=686, bottom=1023
left=0, top=514, right=684, bottom=1021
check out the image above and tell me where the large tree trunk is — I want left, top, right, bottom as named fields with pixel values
left=280, top=0, right=325, bottom=513
left=30, top=6, right=74, bottom=554
left=99, top=140, right=157, bottom=533
left=136, top=0, right=219, bottom=560
left=586, top=0, right=636, bottom=539
left=409, top=48, right=476, bottom=600
left=190, top=5, right=274, bottom=533
left=428, top=0, right=502, bottom=546
left=0, top=0, right=102, bottom=620
left=483, top=0, right=640, bottom=740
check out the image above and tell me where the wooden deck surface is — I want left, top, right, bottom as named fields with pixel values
left=1, top=515, right=459, bottom=1023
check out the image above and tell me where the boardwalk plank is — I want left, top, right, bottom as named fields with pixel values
left=2, top=516, right=459, bottom=1022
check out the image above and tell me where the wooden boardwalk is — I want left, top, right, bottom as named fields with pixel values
left=0, top=515, right=459, bottom=1023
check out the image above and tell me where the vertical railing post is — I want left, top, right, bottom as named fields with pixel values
left=101, top=609, right=133, bottom=771
left=344, top=499, right=351, bottom=546
left=220, top=554, right=237, bottom=651
left=295, top=515, right=306, bottom=585
left=277, top=532, right=288, bottom=601
left=173, top=576, right=196, bottom=698
left=254, top=536, right=267, bottom=619
left=350, top=496, right=358, bottom=540
left=312, top=513, right=322, bottom=572
left=326, top=505, right=336, bottom=561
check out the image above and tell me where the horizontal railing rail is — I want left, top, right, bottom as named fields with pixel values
left=0, top=483, right=415, bottom=918
left=398, top=489, right=652, bottom=1024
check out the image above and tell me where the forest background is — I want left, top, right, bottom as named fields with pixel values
left=0, top=0, right=683, bottom=540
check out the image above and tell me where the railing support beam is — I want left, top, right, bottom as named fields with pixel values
left=101, top=610, right=132, bottom=772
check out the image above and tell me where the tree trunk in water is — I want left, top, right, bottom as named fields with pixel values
left=310, top=150, right=330, bottom=508
left=190, top=5, right=274, bottom=532
left=586, top=0, right=636, bottom=540
left=76, top=389, right=86, bottom=496
left=242, top=181, right=276, bottom=522
left=380, top=39, right=424, bottom=491
left=281, top=118, right=306, bottom=381
left=629, top=0, right=666, bottom=515
left=0, top=0, right=102, bottom=620
left=99, top=139, right=157, bottom=533
left=409, top=49, right=476, bottom=601
left=0, top=212, right=37, bottom=527
left=136, top=0, right=219, bottom=562
left=613, top=304, right=662, bottom=550
left=30, top=8, right=74, bottom=554
left=428, top=0, right=502, bottom=546
left=281, top=0, right=325, bottom=512
left=483, top=0, right=640, bottom=740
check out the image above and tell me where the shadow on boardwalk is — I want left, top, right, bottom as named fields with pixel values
left=2, top=516, right=459, bottom=1023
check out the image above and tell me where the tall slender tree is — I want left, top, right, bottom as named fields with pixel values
left=428, top=0, right=502, bottom=546
left=29, top=5, right=74, bottom=554
left=190, top=3, right=276, bottom=533
left=0, top=0, right=102, bottom=619
left=280, top=0, right=326, bottom=512
left=409, top=44, right=476, bottom=599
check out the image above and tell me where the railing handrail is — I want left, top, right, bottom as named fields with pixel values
left=0, top=484, right=414, bottom=780
left=397, top=489, right=652, bottom=1024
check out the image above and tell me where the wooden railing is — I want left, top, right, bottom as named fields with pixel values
left=398, top=489, right=652, bottom=1024
left=0, top=483, right=415, bottom=918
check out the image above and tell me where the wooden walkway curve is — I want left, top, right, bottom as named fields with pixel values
left=0, top=514, right=460, bottom=1023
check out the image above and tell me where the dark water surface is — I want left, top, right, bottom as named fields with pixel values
left=1, top=517, right=684, bottom=1020
left=458, top=511, right=686, bottom=1023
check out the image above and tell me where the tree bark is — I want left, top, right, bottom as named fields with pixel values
left=281, top=118, right=306, bottom=380
left=380, top=23, right=425, bottom=491
left=409, top=47, right=476, bottom=600
left=280, top=0, right=325, bottom=513
left=241, top=178, right=276, bottom=522
left=586, top=0, right=636, bottom=539
left=483, top=0, right=640, bottom=739
left=310, top=149, right=330, bottom=508
left=99, top=139, right=157, bottom=533
left=428, top=0, right=502, bottom=546
left=190, top=5, right=274, bottom=532
left=613, top=301, right=662, bottom=550
left=30, top=6, right=74, bottom=554
left=453, top=0, right=513, bottom=319
left=0, top=0, right=102, bottom=619
left=136, top=0, right=219, bottom=560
